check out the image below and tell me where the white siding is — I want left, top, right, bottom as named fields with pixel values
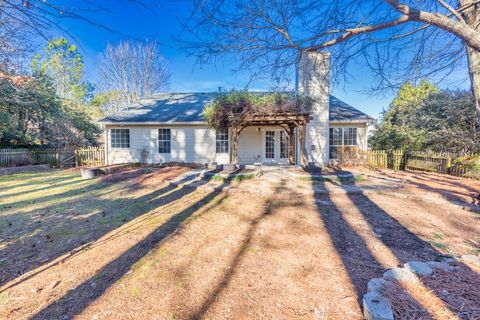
left=237, top=127, right=262, bottom=164
left=104, top=122, right=369, bottom=166
left=105, top=125, right=229, bottom=165
left=237, top=126, right=289, bottom=165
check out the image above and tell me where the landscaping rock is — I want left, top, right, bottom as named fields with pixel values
left=363, top=291, right=394, bottom=320
left=404, top=261, right=433, bottom=276
left=80, top=167, right=102, bottom=179
left=383, top=267, right=418, bottom=283
left=223, top=163, right=237, bottom=173
left=426, top=261, right=455, bottom=272
left=461, top=255, right=480, bottom=267
left=367, top=278, right=388, bottom=293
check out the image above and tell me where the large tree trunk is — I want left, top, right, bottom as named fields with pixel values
left=461, top=0, right=480, bottom=127
left=467, top=47, right=480, bottom=128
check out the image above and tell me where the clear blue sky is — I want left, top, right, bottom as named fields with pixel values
left=51, top=0, right=470, bottom=119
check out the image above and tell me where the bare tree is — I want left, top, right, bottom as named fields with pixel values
left=0, top=0, right=152, bottom=73
left=181, top=0, right=480, bottom=125
left=98, top=40, right=170, bottom=109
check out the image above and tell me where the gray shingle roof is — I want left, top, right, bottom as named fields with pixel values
left=99, top=92, right=373, bottom=123
left=329, top=96, right=373, bottom=122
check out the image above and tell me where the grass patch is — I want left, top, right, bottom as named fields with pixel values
left=208, top=173, right=255, bottom=182
left=298, top=174, right=366, bottom=184
left=429, top=240, right=449, bottom=251
left=432, top=232, right=444, bottom=240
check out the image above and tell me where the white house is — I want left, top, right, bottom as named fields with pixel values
left=99, top=51, right=373, bottom=167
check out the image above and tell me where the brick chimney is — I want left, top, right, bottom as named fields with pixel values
left=297, top=50, right=330, bottom=166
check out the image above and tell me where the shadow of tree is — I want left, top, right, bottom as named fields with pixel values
left=0, top=170, right=205, bottom=289
left=381, top=170, right=479, bottom=206
left=188, top=180, right=287, bottom=319
left=30, top=177, right=231, bottom=320
left=313, top=169, right=479, bottom=317
left=315, top=173, right=439, bottom=314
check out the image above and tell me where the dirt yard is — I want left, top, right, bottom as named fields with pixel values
left=0, top=166, right=479, bottom=319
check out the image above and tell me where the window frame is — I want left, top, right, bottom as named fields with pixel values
left=215, top=128, right=229, bottom=154
left=329, top=127, right=358, bottom=159
left=265, top=130, right=275, bottom=159
left=158, top=128, right=171, bottom=154
left=110, top=128, right=130, bottom=149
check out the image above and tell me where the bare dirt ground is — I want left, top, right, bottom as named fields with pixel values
left=0, top=166, right=479, bottom=319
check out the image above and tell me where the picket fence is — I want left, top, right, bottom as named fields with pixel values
left=367, top=150, right=479, bottom=178
left=0, top=147, right=105, bottom=168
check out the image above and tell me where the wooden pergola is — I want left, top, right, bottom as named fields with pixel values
left=229, top=112, right=312, bottom=165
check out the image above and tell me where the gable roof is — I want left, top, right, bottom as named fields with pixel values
left=99, top=92, right=373, bottom=124
left=329, top=96, right=373, bottom=122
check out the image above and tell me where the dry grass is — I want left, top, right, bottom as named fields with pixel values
left=0, top=167, right=479, bottom=319
left=383, top=263, right=480, bottom=320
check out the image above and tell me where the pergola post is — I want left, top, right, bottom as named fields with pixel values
left=298, top=122, right=308, bottom=166
left=230, top=126, right=245, bottom=164
left=288, top=124, right=295, bottom=165
left=230, top=127, right=238, bottom=164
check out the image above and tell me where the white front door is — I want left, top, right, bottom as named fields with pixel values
left=263, top=130, right=289, bottom=164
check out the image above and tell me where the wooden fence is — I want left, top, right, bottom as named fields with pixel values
left=367, top=150, right=480, bottom=179
left=0, top=147, right=105, bottom=168
left=75, top=147, right=105, bottom=166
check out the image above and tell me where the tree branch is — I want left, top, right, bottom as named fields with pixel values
left=383, top=0, right=480, bottom=51
left=309, top=15, right=411, bottom=50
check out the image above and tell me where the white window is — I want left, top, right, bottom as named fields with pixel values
left=111, top=129, right=130, bottom=148
left=329, top=127, right=358, bottom=159
left=280, top=131, right=289, bottom=159
left=216, top=128, right=229, bottom=153
left=158, top=129, right=171, bottom=153
left=265, top=131, right=275, bottom=159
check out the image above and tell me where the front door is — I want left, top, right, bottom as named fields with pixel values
left=263, top=130, right=289, bottom=164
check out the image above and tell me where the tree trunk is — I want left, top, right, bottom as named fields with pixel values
left=467, top=47, right=480, bottom=128
left=461, top=0, right=480, bottom=127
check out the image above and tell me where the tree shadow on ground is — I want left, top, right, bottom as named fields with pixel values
left=0, top=176, right=88, bottom=201
left=314, top=172, right=439, bottom=312
left=313, top=168, right=479, bottom=317
left=0, top=170, right=204, bottom=289
left=188, top=180, right=288, bottom=319
left=381, top=170, right=479, bottom=206
left=30, top=177, right=231, bottom=320
left=0, top=172, right=76, bottom=193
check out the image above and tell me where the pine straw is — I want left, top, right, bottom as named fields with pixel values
left=382, top=263, right=480, bottom=320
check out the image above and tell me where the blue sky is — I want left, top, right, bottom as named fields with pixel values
left=51, top=0, right=470, bottom=119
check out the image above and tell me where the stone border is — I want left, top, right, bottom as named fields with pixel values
left=0, top=164, right=50, bottom=176
left=363, top=255, right=480, bottom=320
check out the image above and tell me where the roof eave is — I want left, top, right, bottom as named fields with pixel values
left=329, top=119, right=374, bottom=124
left=98, top=121, right=207, bottom=125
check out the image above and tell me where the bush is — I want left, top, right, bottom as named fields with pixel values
left=453, top=155, right=480, bottom=179
left=332, top=146, right=367, bottom=167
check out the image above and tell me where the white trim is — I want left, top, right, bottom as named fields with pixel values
left=100, top=121, right=207, bottom=125
left=329, top=119, right=373, bottom=124
left=101, top=119, right=373, bottom=126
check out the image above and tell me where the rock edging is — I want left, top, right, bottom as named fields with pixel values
left=362, top=255, right=480, bottom=320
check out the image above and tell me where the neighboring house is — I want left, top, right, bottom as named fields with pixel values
left=99, top=51, right=373, bottom=167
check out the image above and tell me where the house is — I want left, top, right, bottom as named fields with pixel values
left=99, top=51, right=374, bottom=167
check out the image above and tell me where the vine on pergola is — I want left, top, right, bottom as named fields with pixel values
left=204, top=91, right=313, bottom=129
left=204, top=91, right=314, bottom=164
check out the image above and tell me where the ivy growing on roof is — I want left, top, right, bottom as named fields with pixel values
left=203, top=91, right=313, bottom=129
